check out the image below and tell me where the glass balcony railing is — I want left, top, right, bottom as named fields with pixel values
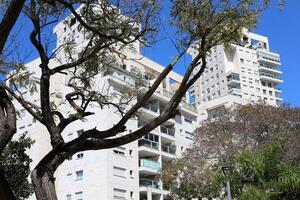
left=138, top=139, right=159, bottom=150
left=181, top=101, right=197, bottom=112
left=139, top=179, right=161, bottom=189
left=161, top=144, right=176, bottom=155
left=259, top=63, right=280, bottom=71
left=227, top=73, right=240, bottom=82
left=143, top=103, right=159, bottom=113
left=260, top=72, right=282, bottom=80
left=104, top=68, right=136, bottom=85
left=257, top=51, right=280, bottom=64
left=162, top=89, right=174, bottom=99
left=160, top=126, right=175, bottom=137
left=139, top=159, right=161, bottom=170
left=229, top=88, right=242, bottom=96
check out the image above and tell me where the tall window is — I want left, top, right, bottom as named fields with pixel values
left=75, top=170, right=83, bottom=180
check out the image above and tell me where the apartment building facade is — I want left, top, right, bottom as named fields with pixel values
left=189, top=31, right=283, bottom=121
left=12, top=10, right=198, bottom=200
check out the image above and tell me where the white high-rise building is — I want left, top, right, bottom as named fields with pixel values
left=188, top=31, right=283, bottom=121
left=12, top=9, right=198, bottom=200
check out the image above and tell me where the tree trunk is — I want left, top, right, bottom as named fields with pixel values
left=0, top=87, right=17, bottom=200
left=31, top=169, right=58, bottom=200
left=0, top=171, right=16, bottom=200
left=31, top=150, right=67, bottom=200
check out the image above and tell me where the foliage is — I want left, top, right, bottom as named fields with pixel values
left=0, top=136, right=34, bottom=200
left=162, top=104, right=300, bottom=199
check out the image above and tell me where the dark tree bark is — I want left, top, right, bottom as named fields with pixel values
left=0, top=87, right=17, bottom=199
left=0, top=0, right=26, bottom=55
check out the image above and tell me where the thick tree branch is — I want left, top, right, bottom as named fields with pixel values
left=0, top=0, right=26, bottom=55
left=0, top=84, right=44, bottom=124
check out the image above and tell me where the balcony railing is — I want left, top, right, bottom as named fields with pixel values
left=259, top=63, right=279, bottom=71
left=138, top=139, right=159, bottom=150
left=181, top=101, right=197, bottom=112
left=260, top=72, right=282, bottom=80
left=160, top=126, right=175, bottom=137
left=257, top=51, right=280, bottom=64
left=161, top=144, right=176, bottom=155
left=143, top=103, right=159, bottom=113
left=229, top=88, right=242, bottom=96
left=139, top=159, right=161, bottom=170
left=104, top=68, right=136, bottom=85
left=139, top=179, right=161, bottom=189
left=227, top=73, right=240, bottom=82
left=162, top=89, right=174, bottom=99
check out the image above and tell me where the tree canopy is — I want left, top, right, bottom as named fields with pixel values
left=162, top=104, right=300, bottom=199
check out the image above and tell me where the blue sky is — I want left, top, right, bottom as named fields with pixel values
left=8, top=1, right=299, bottom=106
left=143, top=1, right=300, bottom=107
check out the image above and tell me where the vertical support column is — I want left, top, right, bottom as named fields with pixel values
left=159, top=193, right=164, bottom=200
left=147, top=189, right=152, bottom=200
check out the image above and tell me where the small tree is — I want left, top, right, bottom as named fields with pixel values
left=0, top=0, right=270, bottom=199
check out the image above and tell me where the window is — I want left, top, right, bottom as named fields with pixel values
left=269, top=91, right=273, bottom=96
left=76, top=153, right=83, bottom=159
left=77, top=129, right=84, bottom=137
left=144, top=133, right=159, bottom=142
left=184, top=115, right=193, bottom=124
left=240, top=58, right=244, bottom=63
left=75, top=192, right=83, bottom=200
left=129, top=150, right=133, bottom=156
left=20, top=109, right=26, bottom=118
left=129, top=170, right=133, bottom=178
left=175, top=114, right=182, bottom=124
left=113, top=188, right=126, bottom=199
left=66, top=194, right=72, bottom=200
left=75, top=170, right=83, bottom=180
left=263, top=89, right=266, bottom=94
left=113, top=147, right=126, bottom=156
left=130, top=191, right=133, bottom=199
left=70, top=18, right=76, bottom=27
left=185, top=131, right=194, bottom=140
left=113, top=166, right=126, bottom=178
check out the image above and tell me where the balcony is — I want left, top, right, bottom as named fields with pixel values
left=229, top=88, right=242, bottom=97
left=160, top=126, right=175, bottom=137
left=276, top=96, right=283, bottom=101
left=259, top=72, right=283, bottom=85
left=138, top=139, right=159, bottom=150
left=257, top=50, right=281, bottom=65
left=259, top=63, right=282, bottom=74
left=104, top=68, right=136, bottom=85
left=139, top=159, right=161, bottom=170
left=143, top=103, right=159, bottom=114
left=161, top=145, right=176, bottom=155
left=162, top=89, right=174, bottom=99
left=181, top=101, right=197, bottom=113
left=104, top=67, right=149, bottom=87
left=275, top=88, right=282, bottom=94
left=226, top=73, right=240, bottom=86
left=139, top=179, right=161, bottom=189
